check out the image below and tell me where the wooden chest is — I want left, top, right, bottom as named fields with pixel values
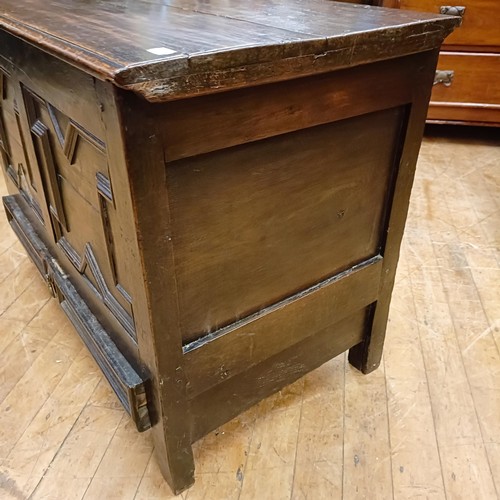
left=0, top=0, right=457, bottom=493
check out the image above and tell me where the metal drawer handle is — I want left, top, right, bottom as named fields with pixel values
left=434, top=70, right=454, bottom=87
left=44, top=273, right=57, bottom=297
left=440, top=6, right=466, bottom=19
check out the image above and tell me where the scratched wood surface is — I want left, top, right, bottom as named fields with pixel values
left=0, top=125, right=499, bottom=499
left=0, top=0, right=458, bottom=101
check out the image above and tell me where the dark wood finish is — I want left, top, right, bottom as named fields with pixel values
left=0, top=0, right=457, bottom=102
left=170, top=107, right=404, bottom=341
left=3, top=195, right=151, bottom=431
left=184, top=257, right=383, bottom=399
left=159, top=54, right=420, bottom=161
left=0, top=0, right=457, bottom=494
left=349, top=49, right=438, bottom=372
left=190, top=307, right=369, bottom=441
left=91, top=79, right=196, bottom=493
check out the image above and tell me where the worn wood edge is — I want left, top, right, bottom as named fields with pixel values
left=59, top=299, right=150, bottom=431
left=116, top=19, right=459, bottom=102
left=429, top=102, right=500, bottom=110
left=2, top=194, right=152, bottom=432
left=349, top=50, right=440, bottom=374
left=0, top=15, right=458, bottom=102
left=189, top=307, right=368, bottom=442
left=4, top=195, right=46, bottom=275
left=112, top=85, right=196, bottom=492
left=183, top=257, right=382, bottom=398
left=426, top=119, right=500, bottom=127
left=0, top=16, right=123, bottom=82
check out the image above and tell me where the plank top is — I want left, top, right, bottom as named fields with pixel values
left=0, top=0, right=459, bottom=101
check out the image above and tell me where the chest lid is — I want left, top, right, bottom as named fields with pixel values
left=0, top=0, right=459, bottom=101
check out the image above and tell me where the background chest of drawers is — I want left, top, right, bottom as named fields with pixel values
left=339, top=0, right=500, bottom=126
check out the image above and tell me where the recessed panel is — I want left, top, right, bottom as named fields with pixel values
left=168, top=107, right=406, bottom=342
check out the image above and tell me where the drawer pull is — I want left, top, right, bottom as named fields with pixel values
left=440, top=6, right=466, bottom=20
left=433, top=70, right=454, bottom=87
left=45, top=273, right=57, bottom=298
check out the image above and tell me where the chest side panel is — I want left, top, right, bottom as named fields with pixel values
left=154, top=54, right=433, bottom=344
left=169, top=106, right=405, bottom=341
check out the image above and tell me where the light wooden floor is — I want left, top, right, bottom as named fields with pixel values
left=0, top=126, right=499, bottom=500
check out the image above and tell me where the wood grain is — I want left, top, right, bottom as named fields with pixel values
left=159, top=54, right=418, bottom=162
left=348, top=49, right=439, bottom=374
left=183, top=258, right=382, bottom=397
left=0, top=0, right=458, bottom=101
left=0, top=2, right=460, bottom=493
left=189, top=309, right=368, bottom=442
left=397, top=0, right=500, bottom=48
left=169, top=107, right=403, bottom=342
left=378, top=0, right=500, bottom=126
left=428, top=52, right=500, bottom=125
left=0, top=126, right=498, bottom=498
left=432, top=52, right=500, bottom=102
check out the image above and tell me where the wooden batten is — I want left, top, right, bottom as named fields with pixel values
left=160, top=54, right=419, bottom=162
left=183, top=257, right=382, bottom=398
left=189, top=308, right=369, bottom=441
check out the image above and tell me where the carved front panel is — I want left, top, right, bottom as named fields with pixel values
left=0, top=69, right=45, bottom=222
left=20, top=86, right=137, bottom=341
left=0, top=71, right=8, bottom=167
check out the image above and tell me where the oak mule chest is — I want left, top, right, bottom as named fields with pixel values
left=0, top=0, right=457, bottom=493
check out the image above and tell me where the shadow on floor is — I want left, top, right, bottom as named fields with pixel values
left=424, top=123, right=500, bottom=146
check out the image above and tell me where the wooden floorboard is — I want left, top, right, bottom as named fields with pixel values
left=0, top=125, right=498, bottom=499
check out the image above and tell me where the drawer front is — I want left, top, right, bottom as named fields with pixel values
left=428, top=52, right=500, bottom=123
left=431, top=52, right=500, bottom=104
left=331, top=0, right=375, bottom=3
left=397, top=0, right=500, bottom=48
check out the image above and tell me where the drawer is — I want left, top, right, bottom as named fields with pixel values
left=398, top=0, right=500, bottom=48
left=428, top=52, right=500, bottom=124
left=431, top=52, right=500, bottom=105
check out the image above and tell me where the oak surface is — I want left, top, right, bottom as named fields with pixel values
left=0, top=126, right=498, bottom=499
left=0, top=1, right=459, bottom=493
left=0, top=0, right=458, bottom=100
